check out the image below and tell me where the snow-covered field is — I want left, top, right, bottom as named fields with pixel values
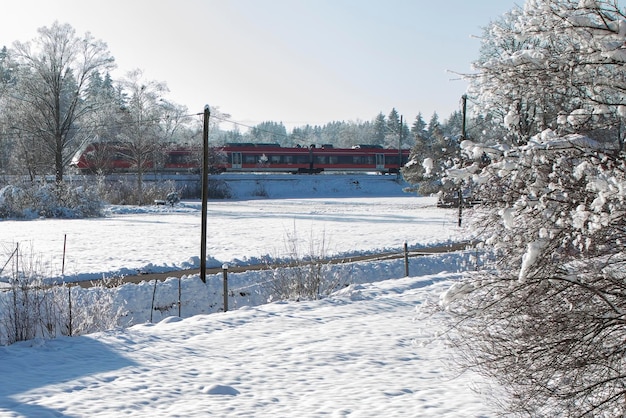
left=1, top=175, right=463, bottom=283
left=0, top=175, right=494, bottom=417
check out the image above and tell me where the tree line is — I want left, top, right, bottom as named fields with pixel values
left=0, top=22, right=203, bottom=185
left=0, top=20, right=468, bottom=191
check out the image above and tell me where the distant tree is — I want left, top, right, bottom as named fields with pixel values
left=250, top=121, right=287, bottom=143
left=82, top=70, right=127, bottom=161
left=8, top=22, right=115, bottom=182
left=290, top=124, right=323, bottom=146
left=411, top=112, right=427, bottom=143
left=0, top=46, right=18, bottom=173
left=372, top=112, right=386, bottom=144
left=336, top=121, right=363, bottom=148
left=116, top=69, right=171, bottom=204
left=386, top=108, right=401, bottom=135
left=0, top=46, right=15, bottom=90
left=426, top=112, right=441, bottom=141
left=403, top=109, right=464, bottom=194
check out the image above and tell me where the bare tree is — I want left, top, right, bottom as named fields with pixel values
left=9, top=21, right=114, bottom=182
left=116, top=69, right=171, bottom=204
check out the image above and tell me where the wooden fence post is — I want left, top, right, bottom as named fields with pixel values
left=222, top=264, right=229, bottom=312
left=404, top=242, right=409, bottom=277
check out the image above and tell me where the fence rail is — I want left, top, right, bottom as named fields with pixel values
left=74, top=241, right=474, bottom=288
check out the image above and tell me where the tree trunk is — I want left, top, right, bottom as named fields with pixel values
left=55, top=135, right=63, bottom=183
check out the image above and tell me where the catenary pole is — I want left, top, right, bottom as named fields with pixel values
left=200, top=105, right=210, bottom=283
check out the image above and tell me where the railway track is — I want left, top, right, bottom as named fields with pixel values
left=75, top=241, right=473, bottom=288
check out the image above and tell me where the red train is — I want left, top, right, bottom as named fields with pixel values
left=71, top=142, right=410, bottom=174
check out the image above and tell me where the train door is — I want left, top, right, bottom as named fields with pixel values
left=231, top=152, right=242, bottom=170
left=376, top=153, right=385, bottom=170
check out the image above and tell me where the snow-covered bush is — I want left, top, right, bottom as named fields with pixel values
left=165, top=191, right=180, bottom=206
left=206, top=178, right=232, bottom=199
left=436, top=131, right=626, bottom=416
left=468, top=0, right=625, bottom=146
left=95, top=176, right=183, bottom=205
left=0, top=185, right=26, bottom=218
left=0, top=246, right=123, bottom=345
left=0, top=182, right=102, bottom=219
left=66, top=278, right=125, bottom=336
left=263, top=229, right=349, bottom=301
left=438, top=0, right=626, bottom=413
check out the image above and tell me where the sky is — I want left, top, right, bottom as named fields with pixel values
left=0, top=0, right=521, bottom=130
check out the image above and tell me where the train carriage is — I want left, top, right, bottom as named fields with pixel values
left=72, top=142, right=410, bottom=175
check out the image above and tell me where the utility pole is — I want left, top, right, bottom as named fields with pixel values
left=461, top=94, right=467, bottom=142
left=397, top=115, right=403, bottom=180
left=200, top=105, right=210, bottom=283
left=458, top=95, right=467, bottom=227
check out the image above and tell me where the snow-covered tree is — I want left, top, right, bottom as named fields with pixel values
left=411, top=112, right=427, bottom=143
left=116, top=69, right=171, bottom=204
left=372, top=112, right=387, bottom=144
left=402, top=111, right=461, bottom=194
left=7, top=22, right=115, bottom=182
left=386, top=108, right=401, bottom=136
left=435, top=1, right=626, bottom=416
left=468, top=0, right=625, bottom=146
left=250, top=121, right=287, bottom=143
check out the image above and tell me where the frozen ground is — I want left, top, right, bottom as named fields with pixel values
left=0, top=194, right=462, bottom=283
left=0, top=175, right=494, bottom=417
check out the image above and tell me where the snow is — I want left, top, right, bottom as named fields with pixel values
left=0, top=175, right=493, bottom=417
left=0, top=175, right=461, bottom=284
left=519, top=239, right=546, bottom=281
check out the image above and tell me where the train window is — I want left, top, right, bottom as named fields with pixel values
left=296, top=155, right=309, bottom=164
left=244, top=154, right=257, bottom=164
left=270, top=155, right=282, bottom=164
left=336, top=155, right=351, bottom=165
left=284, top=155, right=293, bottom=164
left=328, top=156, right=338, bottom=164
left=170, top=154, right=190, bottom=164
left=315, top=156, right=327, bottom=164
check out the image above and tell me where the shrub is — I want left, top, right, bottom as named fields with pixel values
left=0, top=181, right=102, bottom=219
left=263, top=228, right=349, bottom=301
left=0, top=245, right=123, bottom=345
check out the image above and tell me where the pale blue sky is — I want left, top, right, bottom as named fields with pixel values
left=0, top=0, right=521, bottom=129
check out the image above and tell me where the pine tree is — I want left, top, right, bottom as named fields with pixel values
left=372, top=112, right=386, bottom=144
left=386, top=108, right=401, bottom=135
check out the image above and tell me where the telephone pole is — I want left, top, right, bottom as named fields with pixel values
left=200, top=105, right=210, bottom=283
